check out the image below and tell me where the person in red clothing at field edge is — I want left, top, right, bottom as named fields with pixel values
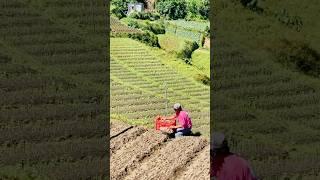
left=211, top=132, right=257, bottom=180
left=162, top=103, right=192, bottom=138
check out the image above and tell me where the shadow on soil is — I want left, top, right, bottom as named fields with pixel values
left=168, top=131, right=202, bottom=138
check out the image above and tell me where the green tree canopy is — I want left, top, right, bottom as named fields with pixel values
left=156, top=0, right=188, bottom=20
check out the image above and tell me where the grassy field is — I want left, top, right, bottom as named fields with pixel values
left=0, top=0, right=107, bottom=179
left=192, top=49, right=210, bottom=77
left=212, top=0, right=320, bottom=178
left=110, top=38, right=210, bottom=137
left=111, top=16, right=142, bottom=34
left=158, top=34, right=186, bottom=53
left=158, top=34, right=210, bottom=77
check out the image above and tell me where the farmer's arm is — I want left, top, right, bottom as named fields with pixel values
left=169, top=118, right=183, bottom=129
left=162, top=115, right=176, bottom=120
left=169, top=124, right=182, bottom=129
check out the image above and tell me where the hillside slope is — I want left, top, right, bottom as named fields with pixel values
left=213, top=1, right=320, bottom=178
left=0, top=0, right=107, bottom=178
left=111, top=38, right=210, bottom=136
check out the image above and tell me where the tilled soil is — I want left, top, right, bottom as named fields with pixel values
left=110, top=122, right=210, bottom=180
left=110, top=126, right=146, bottom=154
left=110, top=129, right=168, bottom=180
left=110, top=121, right=132, bottom=137
left=175, top=145, right=210, bottom=180
left=124, top=137, right=208, bottom=180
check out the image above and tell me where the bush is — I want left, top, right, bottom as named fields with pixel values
left=274, top=9, right=303, bottom=32
left=127, top=19, right=140, bottom=28
left=127, top=19, right=165, bottom=34
left=128, top=31, right=160, bottom=47
left=144, top=21, right=165, bottom=34
left=275, top=39, right=320, bottom=77
left=129, top=11, right=160, bottom=21
left=111, top=8, right=126, bottom=19
left=194, top=74, right=210, bottom=85
left=177, top=40, right=199, bottom=59
left=240, top=0, right=263, bottom=13
left=156, top=0, right=187, bottom=20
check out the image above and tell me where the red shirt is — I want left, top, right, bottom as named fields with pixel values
left=211, top=153, right=257, bottom=180
left=175, top=111, right=192, bottom=129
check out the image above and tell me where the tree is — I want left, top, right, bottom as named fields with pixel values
left=111, top=0, right=144, bottom=18
left=198, top=0, right=209, bottom=19
left=156, top=0, right=187, bottom=20
left=185, top=0, right=209, bottom=20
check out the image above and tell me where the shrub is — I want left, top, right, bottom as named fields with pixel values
left=274, top=39, right=320, bottom=77
left=127, top=19, right=165, bottom=34
left=177, top=40, right=199, bottom=59
left=127, top=19, right=140, bottom=28
left=111, top=8, right=126, bottom=19
left=144, top=21, right=165, bottom=34
left=194, top=74, right=210, bottom=85
left=274, top=9, right=303, bottom=32
left=128, top=31, right=160, bottom=47
left=129, top=11, right=160, bottom=21
left=240, top=0, right=263, bottom=13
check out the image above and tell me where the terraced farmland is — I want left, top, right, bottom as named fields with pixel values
left=110, top=121, right=210, bottom=180
left=26, top=0, right=107, bottom=43
left=110, top=38, right=210, bottom=136
left=165, top=20, right=209, bottom=44
left=167, top=20, right=209, bottom=32
left=212, top=39, right=320, bottom=178
left=111, top=16, right=141, bottom=34
left=0, top=0, right=106, bottom=178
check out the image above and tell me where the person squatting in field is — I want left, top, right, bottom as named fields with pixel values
left=211, top=132, right=257, bottom=180
left=162, top=103, right=192, bottom=138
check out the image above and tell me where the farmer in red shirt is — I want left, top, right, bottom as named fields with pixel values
left=211, top=132, right=257, bottom=180
left=163, top=103, right=192, bottom=138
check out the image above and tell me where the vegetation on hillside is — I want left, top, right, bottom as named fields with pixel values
left=212, top=0, right=320, bottom=178
left=111, top=0, right=210, bottom=83
left=0, top=0, right=107, bottom=179
left=110, top=38, right=210, bottom=136
left=110, top=0, right=210, bottom=137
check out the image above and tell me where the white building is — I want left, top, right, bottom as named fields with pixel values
left=127, top=3, right=144, bottom=14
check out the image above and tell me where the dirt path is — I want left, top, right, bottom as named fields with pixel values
left=124, top=136, right=208, bottom=180
left=110, top=129, right=168, bottom=180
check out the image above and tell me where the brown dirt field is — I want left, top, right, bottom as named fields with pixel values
left=110, top=121, right=132, bottom=137
left=110, top=129, right=168, bottom=180
left=110, top=122, right=210, bottom=180
left=124, top=137, right=208, bottom=180
left=175, top=145, right=210, bottom=180
left=110, top=126, right=146, bottom=154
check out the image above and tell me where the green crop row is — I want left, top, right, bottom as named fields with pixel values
left=0, top=1, right=107, bottom=179
left=166, top=26, right=202, bottom=44
left=166, top=20, right=209, bottom=32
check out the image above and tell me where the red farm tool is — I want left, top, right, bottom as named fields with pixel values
left=154, top=115, right=176, bottom=130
